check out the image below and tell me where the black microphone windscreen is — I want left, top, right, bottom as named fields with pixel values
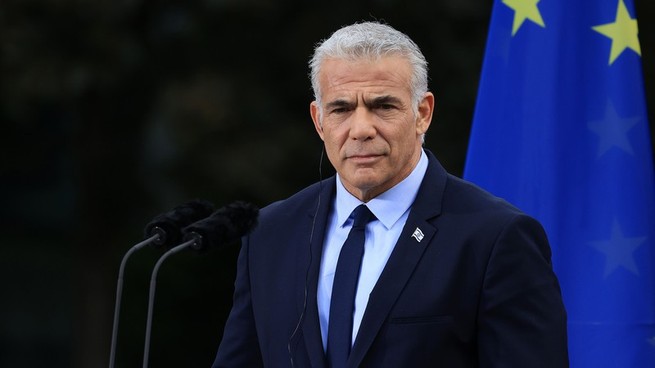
left=143, top=199, right=215, bottom=248
left=183, top=201, right=259, bottom=251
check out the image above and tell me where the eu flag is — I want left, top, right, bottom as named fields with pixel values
left=464, top=0, right=655, bottom=366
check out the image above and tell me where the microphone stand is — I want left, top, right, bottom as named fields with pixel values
left=109, top=231, right=164, bottom=368
left=141, top=237, right=200, bottom=368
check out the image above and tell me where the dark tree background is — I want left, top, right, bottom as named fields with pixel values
left=1, top=0, right=653, bottom=367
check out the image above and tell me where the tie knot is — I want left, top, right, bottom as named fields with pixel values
left=351, top=205, right=373, bottom=229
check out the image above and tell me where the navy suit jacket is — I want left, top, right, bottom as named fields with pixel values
left=213, top=150, right=568, bottom=367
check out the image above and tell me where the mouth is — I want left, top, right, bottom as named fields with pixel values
left=347, top=154, right=383, bottom=164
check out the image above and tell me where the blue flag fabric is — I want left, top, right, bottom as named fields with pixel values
left=464, top=0, right=655, bottom=366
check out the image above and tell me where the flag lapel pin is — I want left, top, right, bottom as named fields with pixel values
left=411, top=227, right=425, bottom=242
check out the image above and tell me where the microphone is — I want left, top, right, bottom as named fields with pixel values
left=109, top=199, right=215, bottom=368
left=143, top=199, right=216, bottom=248
left=141, top=201, right=259, bottom=368
left=183, top=200, right=260, bottom=251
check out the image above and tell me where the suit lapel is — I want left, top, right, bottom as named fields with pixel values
left=348, top=151, right=448, bottom=367
left=295, top=177, right=335, bottom=368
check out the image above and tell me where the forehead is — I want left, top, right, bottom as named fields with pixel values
left=318, top=56, right=413, bottom=100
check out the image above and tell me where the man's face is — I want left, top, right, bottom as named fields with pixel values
left=310, top=56, right=434, bottom=202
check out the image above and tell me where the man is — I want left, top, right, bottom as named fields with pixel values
left=213, top=22, right=568, bottom=367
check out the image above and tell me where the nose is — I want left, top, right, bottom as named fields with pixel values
left=349, top=107, right=377, bottom=141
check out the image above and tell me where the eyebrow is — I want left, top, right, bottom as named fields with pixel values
left=325, top=95, right=402, bottom=110
left=325, top=99, right=354, bottom=110
left=364, top=95, right=403, bottom=108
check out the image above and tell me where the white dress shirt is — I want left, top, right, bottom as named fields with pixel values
left=317, top=150, right=429, bottom=351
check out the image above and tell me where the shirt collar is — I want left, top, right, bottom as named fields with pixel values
left=335, top=149, right=429, bottom=229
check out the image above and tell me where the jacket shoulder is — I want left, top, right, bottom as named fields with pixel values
left=257, top=177, right=334, bottom=228
left=444, top=174, right=526, bottom=218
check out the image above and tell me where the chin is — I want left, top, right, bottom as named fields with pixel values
left=352, top=178, right=385, bottom=192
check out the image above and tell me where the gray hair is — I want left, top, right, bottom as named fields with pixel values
left=309, top=22, right=429, bottom=115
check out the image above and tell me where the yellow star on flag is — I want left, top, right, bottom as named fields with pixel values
left=592, top=0, right=641, bottom=65
left=502, top=0, right=545, bottom=36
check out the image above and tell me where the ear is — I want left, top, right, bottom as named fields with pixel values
left=416, top=92, right=435, bottom=136
left=310, top=101, right=325, bottom=141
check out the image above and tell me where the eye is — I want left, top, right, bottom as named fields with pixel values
left=329, top=105, right=353, bottom=115
left=369, top=96, right=402, bottom=112
left=374, top=103, right=398, bottom=112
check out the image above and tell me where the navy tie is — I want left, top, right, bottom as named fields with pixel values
left=327, top=204, right=373, bottom=367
